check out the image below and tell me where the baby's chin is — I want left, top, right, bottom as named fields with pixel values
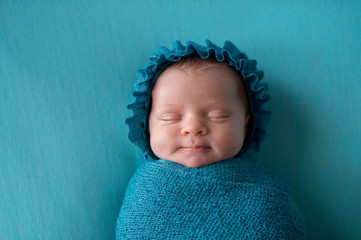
left=163, top=156, right=228, bottom=168
left=154, top=148, right=242, bottom=168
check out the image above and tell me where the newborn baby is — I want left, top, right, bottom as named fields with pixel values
left=116, top=40, right=305, bottom=239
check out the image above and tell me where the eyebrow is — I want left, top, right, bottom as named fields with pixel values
left=155, top=103, right=178, bottom=108
left=151, top=104, right=179, bottom=112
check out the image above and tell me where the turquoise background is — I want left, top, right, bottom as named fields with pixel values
left=1, top=0, right=360, bottom=239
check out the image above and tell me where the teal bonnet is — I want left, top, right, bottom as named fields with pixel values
left=126, top=40, right=272, bottom=159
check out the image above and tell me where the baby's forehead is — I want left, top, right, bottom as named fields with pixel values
left=154, top=56, right=243, bottom=90
left=168, top=56, right=233, bottom=73
left=150, top=57, right=249, bottom=110
left=153, top=62, right=242, bottom=92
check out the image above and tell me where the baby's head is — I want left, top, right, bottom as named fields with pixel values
left=126, top=40, right=271, bottom=167
left=149, top=57, right=251, bottom=167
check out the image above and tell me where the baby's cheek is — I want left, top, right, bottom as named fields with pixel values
left=149, top=125, right=175, bottom=156
left=149, top=130, right=163, bottom=151
left=217, top=127, right=244, bottom=152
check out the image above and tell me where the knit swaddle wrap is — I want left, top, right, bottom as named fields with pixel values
left=116, top=157, right=305, bottom=239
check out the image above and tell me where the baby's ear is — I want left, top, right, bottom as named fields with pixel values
left=244, top=114, right=251, bottom=140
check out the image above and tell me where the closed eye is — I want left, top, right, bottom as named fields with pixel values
left=158, top=113, right=182, bottom=121
left=209, top=116, right=230, bottom=121
left=208, top=111, right=230, bottom=121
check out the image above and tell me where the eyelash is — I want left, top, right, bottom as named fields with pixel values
left=159, top=114, right=182, bottom=121
left=158, top=114, right=230, bottom=122
left=208, top=115, right=230, bottom=121
left=160, top=118, right=181, bottom=122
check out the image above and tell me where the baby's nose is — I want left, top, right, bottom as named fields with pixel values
left=181, top=117, right=207, bottom=136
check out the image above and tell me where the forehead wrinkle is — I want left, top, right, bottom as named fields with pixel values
left=194, top=63, right=230, bottom=74
left=173, top=63, right=231, bottom=76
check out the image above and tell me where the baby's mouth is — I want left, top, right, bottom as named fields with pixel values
left=180, top=146, right=210, bottom=151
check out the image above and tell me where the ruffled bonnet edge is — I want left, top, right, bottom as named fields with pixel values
left=126, top=40, right=271, bottom=160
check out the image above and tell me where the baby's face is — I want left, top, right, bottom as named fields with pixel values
left=148, top=64, right=250, bottom=168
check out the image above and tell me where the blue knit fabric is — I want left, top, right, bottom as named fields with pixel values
left=126, top=40, right=271, bottom=159
left=117, top=40, right=304, bottom=239
left=116, top=157, right=305, bottom=239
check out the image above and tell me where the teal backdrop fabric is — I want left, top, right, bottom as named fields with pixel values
left=0, top=1, right=360, bottom=239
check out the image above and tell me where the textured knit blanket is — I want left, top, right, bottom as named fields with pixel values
left=116, top=157, right=305, bottom=239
